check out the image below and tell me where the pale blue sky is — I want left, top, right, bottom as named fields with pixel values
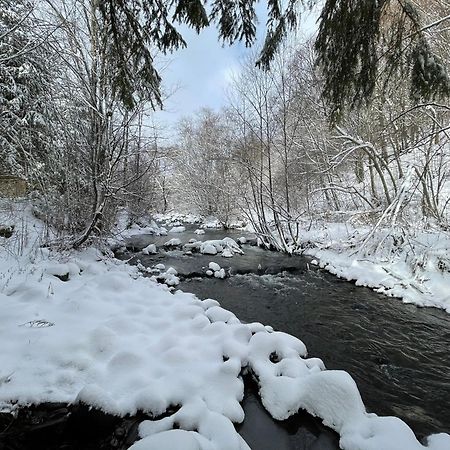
left=153, top=5, right=319, bottom=135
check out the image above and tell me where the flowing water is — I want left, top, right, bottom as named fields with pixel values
left=122, top=225, right=450, bottom=448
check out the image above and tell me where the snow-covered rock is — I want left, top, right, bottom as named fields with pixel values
left=164, top=238, right=182, bottom=248
left=201, top=244, right=217, bottom=255
left=206, top=270, right=214, bottom=277
left=222, top=248, right=233, bottom=258
left=169, top=226, right=186, bottom=233
left=214, top=268, right=226, bottom=279
left=154, top=263, right=165, bottom=271
left=194, top=229, right=205, bottom=235
left=208, top=262, right=221, bottom=272
left=142, top=244, right=157, bottom=255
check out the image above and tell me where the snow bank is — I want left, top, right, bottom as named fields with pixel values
left=113, top=209, right=165, bottom=240
left=298, top=222, right=450, bottom=313
left=154, top=212, right=202, bottom=226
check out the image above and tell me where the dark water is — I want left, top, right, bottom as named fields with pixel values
left=239, top=378, right=340, bottom=450
left=183, top=272, right=450, bottom=440
left=122, top=225, right=450, bottom=444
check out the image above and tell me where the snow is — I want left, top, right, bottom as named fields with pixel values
left=195, top=229, right=206, bottom=235
left=202, top=243, right=218, bottom=255
left=197, top=238, right=244, bottom=257
left=113, top=209, right=166, bottom=241
left=297, top=222, right=450, bottom=313
left=222, top=248, right=234, bottom=258
left=214, top=268, right=226, bottom=279
left=142, top=244, right=157, bottom=255
left=166, top=267, right=178, bottom=275
left=154, top=212, right=201, bottom=226
left=208, top=262, right=221, bottom=272
left=1, top=203, right=449, bottom=450
left=164, top=238, right=182, bottom=247
left=169, top=226, right=186, bottom=233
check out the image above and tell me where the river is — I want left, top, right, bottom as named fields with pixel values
left=122, top=225, right=450, bottom=448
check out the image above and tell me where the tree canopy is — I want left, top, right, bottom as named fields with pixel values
left=315, top=0, right=450, bottom=120
left=96, top=0, right=450, bottom=115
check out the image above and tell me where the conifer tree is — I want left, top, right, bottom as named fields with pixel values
left=0, top=0, right=53, bottom=178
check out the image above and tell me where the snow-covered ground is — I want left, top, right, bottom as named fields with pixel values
left=1, top=203, right=450, bottom=449
left=296, top=221, right=450, bottom=313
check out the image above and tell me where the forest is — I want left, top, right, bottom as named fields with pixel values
left=2, top=1, right=450, bottom=253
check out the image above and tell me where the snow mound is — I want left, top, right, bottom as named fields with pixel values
left=195, top=229, right=206, bottom=235
left=164, top=238, right=182, bottom=248
left=142, top=244, right=157, bottom=255
left=208, top=262, right=221, bottom=272
left=202, top=244, right=217, bottom=255
left=169, top=226, right=186, bottom=233
left=214, top=269, right=226, bottom=279
left=222, top=248, right=234, bottom=258
left=199, top=238, right=244, bottom=257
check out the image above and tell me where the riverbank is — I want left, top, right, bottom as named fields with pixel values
left=295, top=220, right=450, bottom=313
left=1, top=204, right=449, bottom=449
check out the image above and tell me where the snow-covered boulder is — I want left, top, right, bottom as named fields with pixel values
left=157, top=268, right=180, bottom=287
left=199, top=238, right=244, bottom=257
left=201, top=244, right=217, bottom=255
left=142, top=244, right=157, bottom=255
left=214, top=268, right=226, bottom=279
left=166, top=267, right=178, bottom=276
left=164, top=238, right=182, bottom=248
left=208, top=262, right=221, bottom=272
left=222, top=248, right=233, bottom=258
left=194, top=229, right=205, bottom=235
left=169, top=226, right=186, bottom=233
left=238, top=237, right=247, bottom=245
left=154, top=263, right=165, bottom=271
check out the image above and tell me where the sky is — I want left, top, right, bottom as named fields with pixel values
left=153, top=5, right=320, bottom=137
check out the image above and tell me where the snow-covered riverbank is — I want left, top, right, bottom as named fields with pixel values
left=296, top=222, right=450, bottom=313
left=1, top=205, right=449, bottom=449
